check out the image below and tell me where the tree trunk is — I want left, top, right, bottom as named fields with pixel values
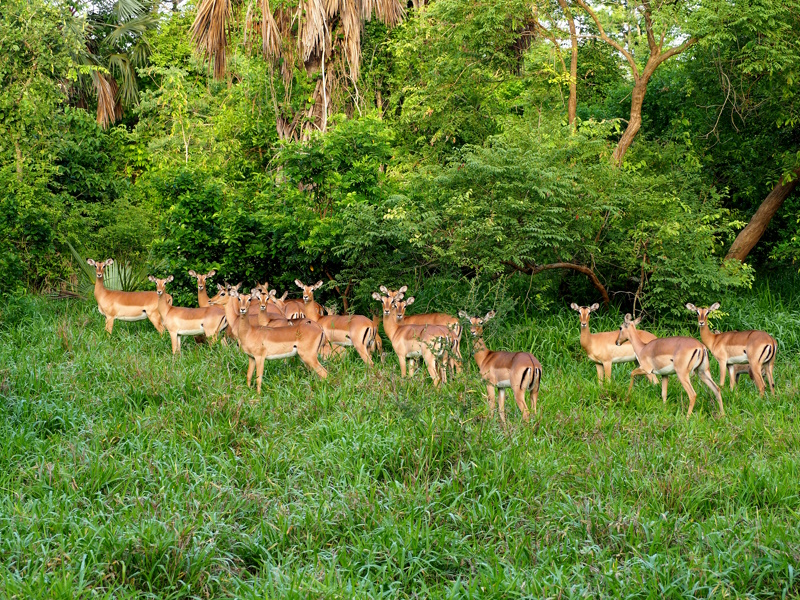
left=14, top=139, right=23, bottom=181
left=557, top=0, right=578, bottom=126
left=612, top=76, right=649, bottom=165
left=725, top=167, right=800, bottom=262
left=503, top=260, right=611, bottom=306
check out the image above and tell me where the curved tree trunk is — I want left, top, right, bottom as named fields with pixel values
left=612, top=76, right=648, bottom=164
left=725, top=167, right=800, bottom=262
left=556, top=0, right=578, bottom=126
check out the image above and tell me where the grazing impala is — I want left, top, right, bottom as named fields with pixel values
left=303, top=302, right=378, bottom=366
left=283, top=280, right=325, bottom=320
left=148, top=276, right=227, bottom=354
left=87, top=258, right=164, bottom=334
left=188, top=270, right=216, bottom=307
left=379, top=286, right=462, bottom=372
left=459, top=311, right=542, bottom=423
left=570, top=303, right=657, bottom=385
left=373, top=293, right=450, bottom=385
left=685, top=303, right=776, bottom=395
left=233, top=289, right=328, bottom=391
left=616, top=314, right=724, bottom=418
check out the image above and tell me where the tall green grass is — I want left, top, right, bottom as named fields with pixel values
left=0, top=281, right=798, bottom=598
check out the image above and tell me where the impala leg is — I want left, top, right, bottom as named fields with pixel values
left=628, top=367, right=648, bottom=395
left=603, top=362, right=612, bottom=381
left=676, top=372, right=698, bottom=417
left=661, top=376, right=669, bottom=404
left=530, top=385, right=539, bottom=415
left=146, top=310, right=164, bottom=333
left=486, top=385, right=497, bottom=418
left=170, top=332, right=180, bottom=354
left=728, top=365, right=737, bottom=391
left=255, top=358, right=265, bottom=394
left=299, top=345, right=329, bottom=380
left=497, top=389, right=507, bottom=425
left=246, top=356, right=256, bottom=388
left=513, top=388, right=530, bottom=423
left=697, top=366, right=724, bottom=417
left=718, top=359, right=728, bottom=390
left=765, top=359, right=775, bottom=395
left=353, top=341, right=374, bottom=367
left=595, top=363, right=605, bottom=385
left=105, top=316, right=115, bottom=334
left=748, top=357, right=767, bottom=396
left=397, top=352, right=407, bottom=377
left=423, top=350, right=441, bottom=386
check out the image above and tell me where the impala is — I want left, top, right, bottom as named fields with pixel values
left=616, top=314, right=724, bottom=418
left=303, top=302, right=378, bottom=366
left=570, top=303, right=657, bottom=384
left=283, top=280, right=325, bottom=320
left=379, top=286, right=462, bottom=372
left=87, top=258, right=164, bottom=334
left=685, top=303, right=777, bottom=396
left=148, top=276, right=227, bottom=354
left=233, top=289, right=328, bottom=391
left=372, top=293, right=450, bottom=385
left=459, top=311, right=542, bottom=423
left=256, top=288, right=293, bottom=327
left=188, top=269, right=216, bottom=306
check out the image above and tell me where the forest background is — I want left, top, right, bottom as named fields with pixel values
left=1, top=0, right=799, bottom=315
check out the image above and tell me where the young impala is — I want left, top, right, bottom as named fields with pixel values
left=459, top=311, right=542, bottom=424
left=148, top=276, right=227, bottom=354
left=570, top=303, right=657, bottom=385
left=233, top=289, right=328, bottom=391
left=188, top=269, right=216, bottom=307
left=616, top=314, right=724, bottom=418
left=87, top=258, right=164, bottom=334
left=373, top=293, right=450, bottom=385
left=685, top=303, right=777, bottom=395
left=379, top=286, right=462, bottom=373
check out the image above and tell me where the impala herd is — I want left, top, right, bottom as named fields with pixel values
left=87, top=258, right=779, bottom=421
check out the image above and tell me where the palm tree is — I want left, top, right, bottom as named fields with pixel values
left=191, top=0, right=405, bottom=140
left=69, top=0, right=158, bottom=128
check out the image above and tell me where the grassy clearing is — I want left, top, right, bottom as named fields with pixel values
left=0, top=281, right=799, bottom=598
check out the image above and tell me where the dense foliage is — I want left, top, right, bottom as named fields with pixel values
left=1, top=0, right=798, bottom=310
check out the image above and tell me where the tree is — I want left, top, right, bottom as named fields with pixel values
left=191, top=0, right=405, bottom=140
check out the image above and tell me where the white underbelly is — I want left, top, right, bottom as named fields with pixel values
left=266, top=348, right=298, bottom=360
left=611, top=355, right=635, bottom=364
left=726, top=354, right=748, bottom=364
left=496, top=379, right=512, bottom=388
left=178, top=328, right=205, bottom=336
left=116, top=313, right=148, bottom=322
left=653, top=364, right=676, bottom=376
left=406, top=350, right=422, bottom=358
left=332, top=339, right=353, bottom=347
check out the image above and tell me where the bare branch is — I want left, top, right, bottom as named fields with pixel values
left=575, top=0, right=640, bottom=79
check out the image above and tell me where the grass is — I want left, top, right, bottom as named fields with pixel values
left=0, top=281, right=799, bottom=598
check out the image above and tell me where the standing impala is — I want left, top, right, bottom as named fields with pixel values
left=685, top=302, right=777, bottom=395
left=148, top=276, right=227, bottom=354
left=379, top=286, right=462, bottom=373
left=303, top=301, right=378, bottom=366
left=616, top=314, right=724, bottom=418
left=188, top=270, right=216, bottom=307
left=459, top=311, right=542, bottom=423
left=570, top=303, right=657, bottom=385
left=233, top=290, right=328, bottom=391
left=373, top=293, right=450, bottom=385
left=283, top=280, right=325, bottom=320
left=87, top=258, right=164, bottom=334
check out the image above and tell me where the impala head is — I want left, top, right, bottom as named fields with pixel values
left=372, top=292, right=395, bottom=316
left=615, top=313, right=642, bottom=345
left=295, top=279, right=323, bottom=302
left=86, top=258, right=114, bottom=279
left=391, top=296, right=415, bottom=322
left=207, top=283, right=230, bottom=305
left=148, top=275, right=174, bottom=296
left=570, top=302, right=600, bottom=328
left=230, top=288, right=253, bottom=315
left=685, top=302, right=720, bottom=328
left=458, top=310, right=495, bottom=337
left=379, top=285, right=408, bottom=301
left=188, top=269, right=216, bottom=291
left=258, top=289, right=277, bottom=312
left=324, top=305, right=337, bottom=316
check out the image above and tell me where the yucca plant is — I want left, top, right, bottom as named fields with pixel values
left=67, top=242, right=167, bottom=298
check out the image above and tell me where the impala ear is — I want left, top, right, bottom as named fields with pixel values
left=207, top=270, right=216, bottom=278
left=148, top=275, right=157, bottom=282
left=188, top=270, right=197, bottom=277
left=406, top=297, right=415, bottom=306
left=86, top=258, right=96, bottom=266
left=379, top=285, right=389, bottom=294
left=280, top=291, right=288, bottom=301
left=633, top=316, right=642, bottom=326
left=398, top=285, right=408, bottom=294
left=458, top=311, right=470, bottom=319
left=166, top=275, right=174, bottom=283
left=295, top=279, right=304, bottom=289
left=104, top=259, right=114, bottom=266
left=484, top=310, right=496, bottom=322
left=709, top=302, right=720, bottom=312
left=589, top=303, right=600, bottom=311
left=569, top=303, right=580, bottom=311
left=216, top=283, right=224, bottom=291
left=372, top=292, right=382, bottom=301
left=624, top=313, right=632, bottom=323
left=313, top=281, right=323, bottom=290
left=268, top=289, right=277, bottom=298
left=685, top=303, right=697, bottom=312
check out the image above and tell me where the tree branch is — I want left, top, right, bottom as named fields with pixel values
left=502, top=260, right=611, bottom=306
left=574, top=0, right=639, bottom=79
left=641, top=0, right=658, bottom=56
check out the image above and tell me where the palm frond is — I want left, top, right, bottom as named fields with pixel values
left=92, top=71, right=119, bottom=128
left=103, top=13, right=159, bottom=47
left=260, top=0, right=282, bottom=58
left=342, top=0, right=361, bottom=80
left=300, top=0, right=326, bottom=62
left=112, top=0, right=148, bottom=22
left=108, top=54, right=139, bottom=106
left=192, top=0, right=232, bottom=79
